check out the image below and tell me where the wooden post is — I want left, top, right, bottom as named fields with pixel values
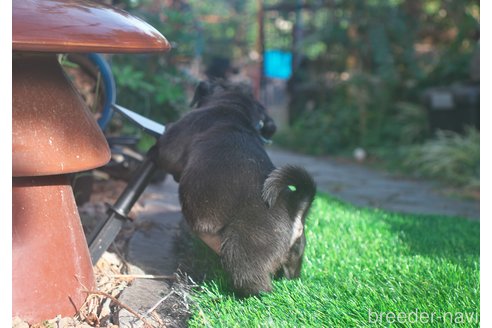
left=255, top=0, right=265, bottom=100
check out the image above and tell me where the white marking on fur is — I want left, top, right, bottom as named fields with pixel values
left=290, top=199, right=310, bottom=246
left=290, top=214, right=303, bottom=246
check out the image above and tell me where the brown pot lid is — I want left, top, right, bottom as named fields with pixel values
left=12, top=54, right=112, bottom=176
left=13, top=0, right=171, bottom=53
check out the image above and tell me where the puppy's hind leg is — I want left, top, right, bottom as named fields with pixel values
left=219, top=229, right=273, bottom=296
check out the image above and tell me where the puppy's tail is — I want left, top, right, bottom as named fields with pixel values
left=262, top=165, right=316, bottom=219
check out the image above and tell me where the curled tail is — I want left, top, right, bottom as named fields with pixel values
left=262, top=165, right=316, bottom=219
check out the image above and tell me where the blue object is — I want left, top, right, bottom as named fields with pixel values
left=88, top=53, right=116, bottom=131
left=264, top=50, right=292, bottom=80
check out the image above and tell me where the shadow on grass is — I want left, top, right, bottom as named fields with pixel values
left=317, top=192, right=479, bottom=268
left=380, top=210, right=479, bottom=268
left=317, top=194, right=480, bottom=271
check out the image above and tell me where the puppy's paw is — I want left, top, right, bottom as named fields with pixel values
left=233, top=277, right=272, bottom=297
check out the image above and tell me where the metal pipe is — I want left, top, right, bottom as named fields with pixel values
left=88, top=155, right=157, bottom=264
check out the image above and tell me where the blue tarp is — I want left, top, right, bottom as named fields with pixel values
left=264, top=50, right=292, bottom=80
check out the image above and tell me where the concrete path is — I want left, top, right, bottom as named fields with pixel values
left=116, top=146, right=479, bottom=327
left=267, top=147, right=479, bottom=220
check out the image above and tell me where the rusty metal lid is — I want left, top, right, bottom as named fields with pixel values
left=12, top=55, right=112, bottom=176
left=13, top=0, right=171, bottom=53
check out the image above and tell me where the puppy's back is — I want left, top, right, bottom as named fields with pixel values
left=178, top=126, right=275, bottom=232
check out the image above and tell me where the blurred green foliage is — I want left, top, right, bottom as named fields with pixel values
left=105, top=1, right=203, bottom=138
left=107, top=0, right=258, bottom=139
left=108, top=5, right=197, bottom=126
left=185, top=0, right=258, bottom=60
left=279, top=0, right=479, bottom=152
left=266, top=0, right=479, bottom=189
left=107, top=0, right=479, bottom=188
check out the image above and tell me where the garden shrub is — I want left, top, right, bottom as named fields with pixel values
left=403, top=127, right=479, bottom=189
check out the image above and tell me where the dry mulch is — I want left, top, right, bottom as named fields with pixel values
left=13, top=175, right=196, bottom=328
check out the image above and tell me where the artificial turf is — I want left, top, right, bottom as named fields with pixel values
left=186, top=193, right=480, bottom=327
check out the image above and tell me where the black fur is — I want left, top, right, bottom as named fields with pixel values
left=189, top=80, right=277, bottom=140
left=155, top=80, right=316, bottom=296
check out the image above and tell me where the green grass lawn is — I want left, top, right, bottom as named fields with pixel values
left=186, top=193, right=480, bottom=327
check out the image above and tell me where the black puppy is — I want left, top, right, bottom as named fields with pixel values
left=155, top=80, right=316, bottom=296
